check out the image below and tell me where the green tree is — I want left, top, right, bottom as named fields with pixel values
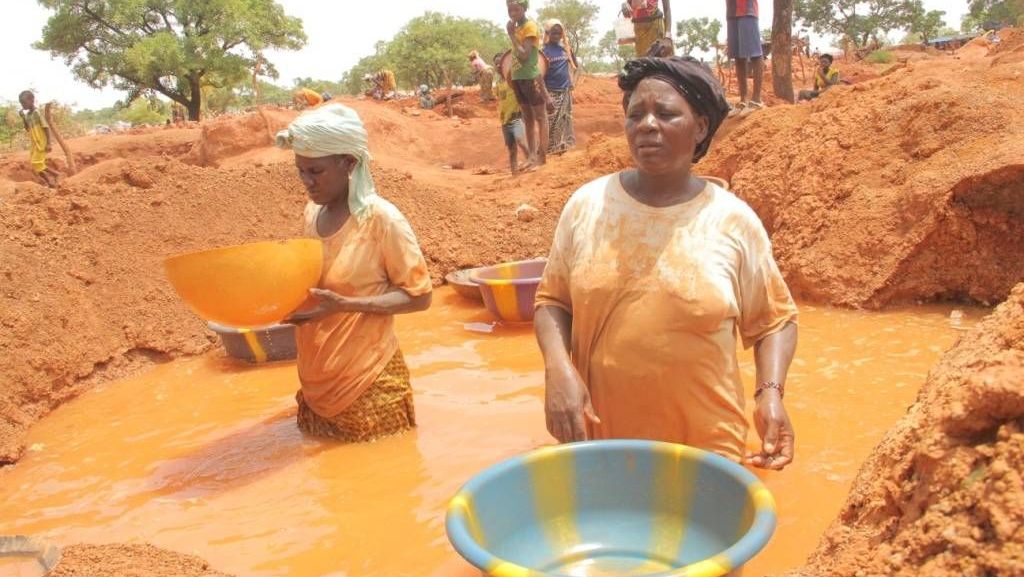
left=596, top=29, right=633, bottom=72
left=1, top=103, right=22, bottom=149
left=963, top=0, right=1024, bottom=30
left=120, top=97, right=169, bottom=125
left=34, top=0, right=306, bottom=121
left=794, top=0, right=923, bottom=47
left=537, top=0, right=601, bottom=59
left=901, top=25, right=959, bottom=43
left=345, top=12, right=507, bottom=92
left=674, top=17, right=722, bottom=56
left=907, top=8, right=947, bottom=43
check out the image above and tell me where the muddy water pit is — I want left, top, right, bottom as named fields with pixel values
left=0, top=289, right=987, bottom=577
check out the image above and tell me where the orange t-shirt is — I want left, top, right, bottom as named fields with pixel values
left=296, top=197, right=432, bottom=417
left=535, top=174, right=798, bottom=459
left=296, top=88, right=324, bottom=107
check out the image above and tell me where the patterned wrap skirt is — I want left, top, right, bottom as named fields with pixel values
left=296, top=349, right=416, bottom=442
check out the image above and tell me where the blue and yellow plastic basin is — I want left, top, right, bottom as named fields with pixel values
left=446, top=440, right=776, bottom=577
left=469, top=259, right=546, bottom=323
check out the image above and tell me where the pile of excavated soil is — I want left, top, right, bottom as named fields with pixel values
left=49, top=543, right=233, bottom=577
left=780, top=282, right=1024, bottom=577
left=698, top=35, right=1024, bottom=308
left=0, top=126, right=201, bottom=184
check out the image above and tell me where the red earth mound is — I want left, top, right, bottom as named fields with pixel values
left=698, top=38, right=1024, bottom=308
left=780, top=282, right=1024, bottom=577
left=50, top=543, right=233, bottom=577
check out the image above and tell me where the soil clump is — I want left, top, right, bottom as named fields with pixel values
left=49, top=543, right=234, bottom=576
left=780, top=282, right=1024, bottom=577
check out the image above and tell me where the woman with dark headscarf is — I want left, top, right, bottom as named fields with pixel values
left=534, top=57, right=798, bottom=470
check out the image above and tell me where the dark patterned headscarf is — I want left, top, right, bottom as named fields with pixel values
left=618, top=56, right=730, bottom=162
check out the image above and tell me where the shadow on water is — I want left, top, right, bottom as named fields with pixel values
left=144, top=409, right=330, bottom=499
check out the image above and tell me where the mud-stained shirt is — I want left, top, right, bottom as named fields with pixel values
left=535, top=174, right=797, bottom=459
left=296, top=197, right=432, bottom=417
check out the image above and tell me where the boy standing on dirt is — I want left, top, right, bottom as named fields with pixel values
left=494, top=53, right=530, bottom=175
left=18, top=90, right=59, bottom=188
left=506, top=0, right=549, bottom=170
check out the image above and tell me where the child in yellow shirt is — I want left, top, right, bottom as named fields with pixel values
left=494, top=54, right=530, bottom=174
left=19, top=90, right=59, bottom=188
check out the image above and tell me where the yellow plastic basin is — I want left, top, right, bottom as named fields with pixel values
left=164, top=239, right=323, bottom=328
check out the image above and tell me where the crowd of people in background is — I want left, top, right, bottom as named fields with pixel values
left=16, top=0, right=851, bottom=186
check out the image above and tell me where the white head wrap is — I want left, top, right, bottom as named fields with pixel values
left=275, top=103, right=377, bottom=222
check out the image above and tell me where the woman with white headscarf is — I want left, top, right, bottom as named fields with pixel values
left=277, top=103, right=433, bottom=442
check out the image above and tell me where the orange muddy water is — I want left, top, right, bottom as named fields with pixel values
left=0, top=289, right=986, bottom=577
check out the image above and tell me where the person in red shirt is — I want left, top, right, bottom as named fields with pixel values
left=726, top=0, right=765, bottom=116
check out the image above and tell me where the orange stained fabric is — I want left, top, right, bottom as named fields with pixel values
left=296, top=88, right=324, bottom=107
left=295, top=197, right=432, bottom=418
left=535, top=174, right=798, bottom=459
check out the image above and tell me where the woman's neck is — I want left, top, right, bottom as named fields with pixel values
left=623, top=168, right=703, bottom=208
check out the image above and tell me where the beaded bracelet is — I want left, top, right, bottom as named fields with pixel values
left=755, top=381, right=784, bottom=400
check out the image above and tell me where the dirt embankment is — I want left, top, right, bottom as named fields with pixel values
left=1, top=89, right=619, bottom=463
left=50, top=543, right=233, bottom=577
left=698, top=36, right=1024, bottom=308
left=780, top=282, right=1024, bottom=577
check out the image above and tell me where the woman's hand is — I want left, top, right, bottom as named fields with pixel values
left=507, top=20, right=517, bottom=38
left=283, top=288, right=360, bottom=324
left=544, top=360, right=600, bottom=443
left=745, top=390, right=795, bottom=470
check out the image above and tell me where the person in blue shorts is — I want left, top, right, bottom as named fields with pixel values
left=726, top=0, right=765, bottom=116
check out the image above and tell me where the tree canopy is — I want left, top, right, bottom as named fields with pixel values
left=341, top=12, right=507, bottom=94
left=34, top=0, right=306, bottom=120
left=963, top=0, right=1024, bottom=30
left=594, top=29, right=632, bottom=73
left=536, top=0, right=601, bottom=59
left=906, top=8, right=948, bottom=43
left=674, top=17, right=723, bottom=57
left=794, top=0, right=924, bottom=47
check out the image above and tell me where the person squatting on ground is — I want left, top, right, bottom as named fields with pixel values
left=506, top=0, right=551, bottom=169
left=19, top=90, right=60, bottom=188
left=621, top=0, right=666, bottom=58
left=276, top=103, right=433, bottom=442
left=798, top=54, right=841, bottom=102
left=542, top=19, right=578, bottom=155
left=293, top=87, right=324, bottom=109
left=469, top=50, right=496, bottom=102
left=418, top=85, right=436, bottom=109
left=726, top=0, right=765, bottom=116
left=535, top=56, right=798, bottom=473
left=493, top=52, right=531, bottom=174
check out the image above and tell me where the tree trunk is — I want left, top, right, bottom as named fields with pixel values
left=663, top=0, right=672, bottom=39
left=187, top=76, right=203, bottom=121
left=771, top=0, right=795, bottom=103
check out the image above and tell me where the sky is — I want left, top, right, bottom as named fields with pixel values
left=2, top=0, right=969, bottom=111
